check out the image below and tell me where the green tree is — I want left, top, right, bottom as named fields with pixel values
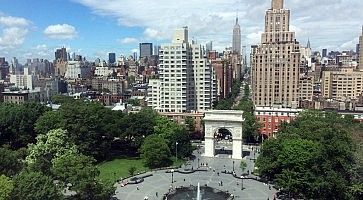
left=26, top=129, right=77, bottom=166
left=128, top=166, right=137, bottom=176
left=50, top=152, right=114, bottom=200
left=0, top=103, right=50, bottom=149
left=213, top=81, right=242, bottom=110
left=120, top=108, right=158, bottom=151
left=11, top=171, right=62, bottom=200
left=34, top=111, right=63, bottom=135
left=35, top=101, right=121, bottom=160
left=127, top=99, right=140, bottom=106
left=0, top=175, right=13, bottom=200
left=58, top=102, right=114, bottom=160
left=0, top=147, right=23, bottom=177
left=185, top=116, right=195, bottom=133
left=51, top=95, right=75, bottom=104
left=256, top=110, right=360, bottom=199
left=154, top=116, right=192, bottom=158
left=140, top=135, right=172, bottom=168
left=235, top=86, right=259, bottom=143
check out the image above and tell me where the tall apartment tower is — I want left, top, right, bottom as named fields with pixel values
left=232, top=17, right=241, bottom=55
left=157, top=27, right=194, bottom=112
left=251, top=0, right=300, bottom=108
left=359, top=26, right=363, bottom=69
left=148, top=27, right=216, bottom=113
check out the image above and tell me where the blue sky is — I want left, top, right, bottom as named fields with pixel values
left=0, top=0, right=362, bottom=63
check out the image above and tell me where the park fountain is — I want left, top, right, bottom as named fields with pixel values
left=196, top=183, right=201, bottom=200
left=165, top=184, right=231, bottom=200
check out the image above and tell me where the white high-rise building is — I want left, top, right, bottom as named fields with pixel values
left=359, top=26, right=363, bottom=69
left=192, top=43, right=216, bottom=111
left=148, top=79, right=161, bottom=110
left=10, top=67, right=34, bottom=90
left=148, top=27, right=216, bottom=113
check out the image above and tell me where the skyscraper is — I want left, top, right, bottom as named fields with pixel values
left=108, top=53, right=116, bottom=64
left=359, top=26, right=363, bottom=69
left=206, top=41, right=213, bottom=53
left=55, top=47, right=67, bottom=61
left=232, top=16, right=241, bottom=55
left=139, top=43, right=153, bottom=59
left=322, top=49, right=328, bottom=58
left=148, top=27, right=216, bottom=113
left=251, top=0, right=300, bottom=108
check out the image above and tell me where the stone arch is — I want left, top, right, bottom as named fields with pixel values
left=203, top=110, right=244, bottom=159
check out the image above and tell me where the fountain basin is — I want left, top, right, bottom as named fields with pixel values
left=165, top=185, right=232, bottom=200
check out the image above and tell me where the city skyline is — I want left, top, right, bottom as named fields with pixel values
left=0, top=0, right=362, bottom=62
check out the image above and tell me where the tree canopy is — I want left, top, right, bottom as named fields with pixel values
left=26, top=129, right=77, bottom=166
left=140, top=134, right=172, bottom=168
left=11, top=171, right=62, bottom=200
left=0, top=103, right=50, bottom=149
left=0, top=147, right=23, bottom=177
left=256, top=110, right=362, bottom=199
left=0, top=175, right=13, bottom=200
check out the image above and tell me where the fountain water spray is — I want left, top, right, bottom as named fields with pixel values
left=196, top=182, right=201, bottom=200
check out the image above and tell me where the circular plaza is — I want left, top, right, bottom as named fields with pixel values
left=114, top=145, right=277, bottom=200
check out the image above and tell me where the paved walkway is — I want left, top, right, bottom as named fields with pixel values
left=114, top=145, right=275, bottom=200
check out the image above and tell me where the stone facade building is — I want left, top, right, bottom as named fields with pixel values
left=251, top=0, right=300, bottom=108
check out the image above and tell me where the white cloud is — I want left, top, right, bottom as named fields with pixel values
left=0, top=15, right=30, bottom=27
left=73, top=0, right=363, bottom=52
left=0, top=27, right=28, bottom=47
left=35, top=44, right=47, bottom=50
left=119, top=37, right=139, bottom=44
left=44, top=24, right=78, bottom=39
left=0, top=14, right=31, bottom=51
left=143, top=28, right=162, bottom=40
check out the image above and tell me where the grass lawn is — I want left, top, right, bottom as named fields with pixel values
left=98, top=158, right=148, bottom=184
left=98, top=157, right=186, bottom=184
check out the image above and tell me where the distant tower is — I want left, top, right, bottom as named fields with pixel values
left=139, top=43, right=153, bottom=59
left=307, top=38, right=311, bottom=49
left=359, top=25, right=363, bottom=69
left=232, top=14, right=241, bottom=55
left=108, top=53, right=116, bottom=64
left=55, top=47, right=67, bottom=61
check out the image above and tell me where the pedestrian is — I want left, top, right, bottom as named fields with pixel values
left=269, top=185, right=271, bottom=190
left=217, top=172, right=220, bottom=176
left=221, top=181, right=223, bottom=186
left=136, top=186, right=139, bottom=190
left=184, top=178, right=186, bottom=182
left=156, top=192, right=158, bottom=197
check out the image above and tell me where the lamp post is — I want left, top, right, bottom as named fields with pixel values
left=175, top=142, right=178, bottom=165
left=241, top=175, right=244, bottom=190
left=197, top=158, right=200, bottom=168
left=172, top=170, right=174, bottom=183
left=233, top=160, right=235, bottom=172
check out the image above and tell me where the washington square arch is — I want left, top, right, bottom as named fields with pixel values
left=203, top=110, right=244, bottom=160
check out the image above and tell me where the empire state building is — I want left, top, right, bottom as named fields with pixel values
left=232, top=16, right=241, bottom=55
left=251, top=0, right=300, bottom=108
